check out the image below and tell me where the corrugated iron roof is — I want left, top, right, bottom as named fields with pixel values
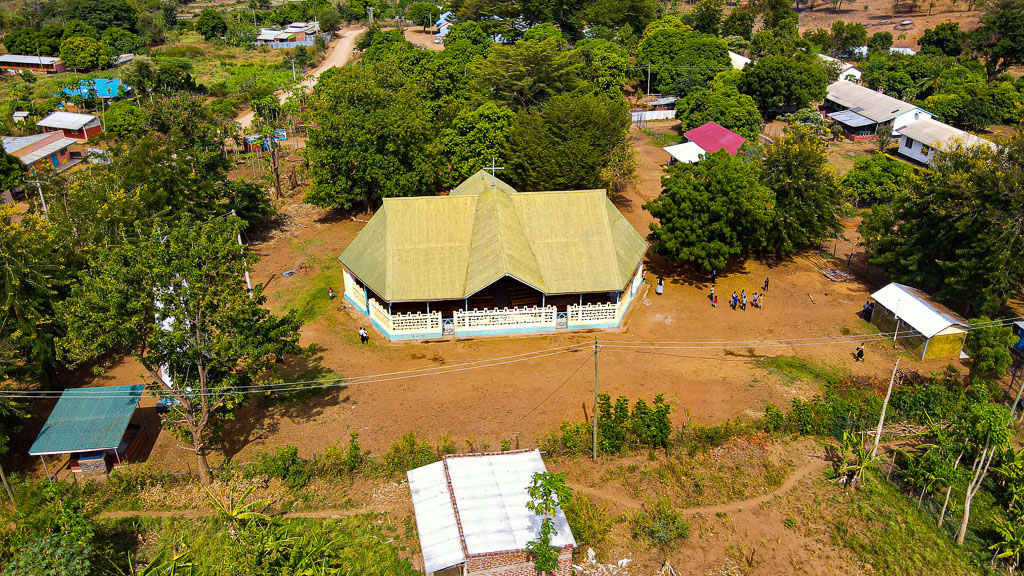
left=826, top=80, right=920, bottom=123
left=828, top=109, right=876, bottom=128
left=0, top=54, right=61, bottom=65
left=340, top=170, right=647, bottom=301
left=871, top=283, right=968, bottom=338
left=37, top=111, right=98, bottom=130
left=899, top=117, right=996, bottom=152
left=29, top=385, right=144, bottom=455
left=664, top=142, right=706, bottom=163
left=684, top=121, right=745, bottom=155
left=407, top=450, right=575, bottom=573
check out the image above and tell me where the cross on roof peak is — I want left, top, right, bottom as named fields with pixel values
left=482, top=157, right=504, bottom=188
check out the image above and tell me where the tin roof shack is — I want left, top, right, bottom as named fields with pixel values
left=896, top=117, right=997, bottom=166
left=408, top=450, right=575, bottom=576
left=870, top=283, right=969, bottom=360
left=36, top=111, right=103, bottom=141
left=29, top=385, right=148, bottom=478
left=2, top=132, right=80, bottom=173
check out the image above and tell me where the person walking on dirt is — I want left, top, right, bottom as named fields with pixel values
left=741, top=293, right=747, bottom=310
left=709, top=286, right=715, bottom=301
left=752, top=292, right=759, bottom=308
left=711, top=269, right=717, bottom=284
left=328, top=287, right=335, bottom=300
left=855, top=343, right=865, bottom=362
left=763, top=277, right=770, bottom=291
left=713, top=294, right=718, bottom=308
left=730, top=291, right=738, bottom=309
left=359, top=327, right=369, bottom=344
left=656, top=278, right=664, bottom=295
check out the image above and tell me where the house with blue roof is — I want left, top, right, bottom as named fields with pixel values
left=58, top=78, right=133, bottom=101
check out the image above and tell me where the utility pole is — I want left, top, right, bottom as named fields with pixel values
left=871, top=357, right=900, bottom=459
left=231, top=210, right=253, bottom=294
left=592, top=338, right=598, bottom=462
left=647, top=63, right=651, bottom=96
left=26, top=178, right=49, bottom=219
left=367, top=7, right=374, bottom=25
left=290, top=59, right=296, bottom=82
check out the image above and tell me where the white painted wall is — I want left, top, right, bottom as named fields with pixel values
left=892, top=109, right=932, bottom=134
left=898, top=135, right=934, bottom=164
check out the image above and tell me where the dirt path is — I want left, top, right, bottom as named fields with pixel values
left=235, top=27, right=365, bottom=129
left=570, top=455, right=828, bottom=515
left=680, top=455, right=827, bottom=516
left=98, top=507, right=373, bottom=520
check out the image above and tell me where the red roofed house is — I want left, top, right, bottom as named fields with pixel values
left=683, top=121, right=746, bottom=155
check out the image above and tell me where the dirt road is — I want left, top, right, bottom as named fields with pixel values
left=235, top=27, right=365, bottom=129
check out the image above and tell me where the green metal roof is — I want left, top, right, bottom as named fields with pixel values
left=29, top=385, right=144, bottom=456
left=339, top=171, right=648, bottom=302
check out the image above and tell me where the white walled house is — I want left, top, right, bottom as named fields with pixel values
left=824, top=80, right=932, bottom=140
left=897, top=117, right=996, bottom=165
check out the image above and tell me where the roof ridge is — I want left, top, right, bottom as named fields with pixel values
left=441, top=456, right=470, bottom=558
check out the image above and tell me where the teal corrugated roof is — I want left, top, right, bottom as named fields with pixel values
left=29, top=385, right=144, bottom=455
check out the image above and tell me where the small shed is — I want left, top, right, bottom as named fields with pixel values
left=407, top=450, right=575, bottom=576
left=29, top=385, right=148, bottom=478
left=664, top=141, right=706, bottom=165
left=869, top=283, right=968, bottom=360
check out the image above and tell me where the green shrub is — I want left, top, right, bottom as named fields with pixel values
left=107, top=464, right=180, bottom=497
left=630, top=497, right=690, bottom=546
left=564, top=493, right=614, bottom=546
left=317, top=433, right=363, bottom=478
left=247, top=445, right=309, bottom=490
left=374, top=432, right=439, bottom=477
left=762, top=403, right=785, bottom=433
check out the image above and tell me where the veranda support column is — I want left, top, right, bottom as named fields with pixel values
left=363, top=286, right=370, bottom=316
left=40, top=456, right=51, bottom=483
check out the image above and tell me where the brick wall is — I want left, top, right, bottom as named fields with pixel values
left=464, top=546, right=573, bottom=576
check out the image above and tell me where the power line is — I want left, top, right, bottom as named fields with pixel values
left=1, top=317, right=1019, bottom=400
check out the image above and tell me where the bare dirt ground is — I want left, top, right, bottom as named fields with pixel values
left=404, top=28, right=444, bottom=51
left=75, top=122, right=959, bottom=480
left=797, top=0, right=982, bottom=49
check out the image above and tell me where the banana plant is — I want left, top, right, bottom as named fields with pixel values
left=990, top=517, right=1024, bottom=574
left=105, top=547, right=195, bottom=576
left=203, top=484, right=271, bottom=525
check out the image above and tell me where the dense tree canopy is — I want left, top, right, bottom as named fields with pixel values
left=474, top=36, right=582, bottom=109
left=919, top=22, right=967, bottom=57
left=674, top=79, right=762, bottom=141
left=970, top=0, right=1024, bottom=80
left=645, top=152, right=773, bottom=271
left=635, top=25, right=731, bottom=95
left=860, top=133, right=1024, bottom=315
left=59, top=36, right=108, bottom=70
left=437, top=102, right=516, bottom=187
left=195, top=7, right=228, bottom=40
left=840, top=153, right=915, bottom=203
left=738, top=54, right=829, bottom=114
left=507, top=93, right=630, bottom=191
left=64, top=0, right=138, bottom=31
left=305, top=64, right=440, bottom=211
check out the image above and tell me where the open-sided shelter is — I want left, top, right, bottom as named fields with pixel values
left=340, top=170, right=647, bottom=340
left=408, top=450, right=575, bottom=576
left=869, top=283, right=968, bottom=360
left=29, top=385, right=148, bottom=477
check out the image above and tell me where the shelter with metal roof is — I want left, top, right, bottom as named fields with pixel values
left=683, top=121, right=746, bottom=155
left=824, top=80, right=931, bottom=140
left=408, top=450, right=575, bottom=576
left=340, top=170, right=647, bottom=340
left=896, top=117, right=996, bottom=165
left=869, top=283, right=969, bottom=360
left=29, top=385, right=148, bottom=478
left=0, top=54, right=65, bottom=74
left=59, top=78, right=132, bottom=100
left=2, top=132, right=79, bottom=173
left=36, top=111, right=102, bottom=141
left=664, top=141, right=706, bottom=165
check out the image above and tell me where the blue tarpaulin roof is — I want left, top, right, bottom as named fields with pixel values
left=29, top=385, right=144, bottom=456
left=59, top=78, right=132, bottom=100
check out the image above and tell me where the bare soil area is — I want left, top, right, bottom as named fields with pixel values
left=797, top=0, right=982, bottom=49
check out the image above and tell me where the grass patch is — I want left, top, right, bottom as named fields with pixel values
left=757, top=356, right=848, bottom=386
left=786, top=470, right=988, bottom=576
left=272, top=265, right=337, bottom=324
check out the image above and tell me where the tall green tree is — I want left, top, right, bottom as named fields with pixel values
left=569, top=39, right=629, bottom=97
left=859, top=133, right=1024, bottom=315
left=636, top=27, right=731, bottom=94
left=506, top=93, right=630, bottom=191
left=58, top=217, right=307, bottom=485
left=305, top=64, right=440, bottom=211
left=738, top=54, right=828, bottom=114
left=691, top=0, right=725, bottom=35
left=0, top=208, right=66, bottom=389
left=674, top=80, right=762, bottom=141
left=59, top=36, right=109, bottom=70
left=437, top=102, right=516, bottom=187
left=762, top=127, right=842, bottom=254
left=952, top=402, right=1012, bottom=544
left=645, top=151, right=774, bottom=271
left=919, top=22, right=967, bottom=57
left=964, top=317, right=1019, bottom=383
left=840, top=153, right=915, bottom=203
left=64, top=0, right=138, bottom=31
left=970, top=0, right=1024, bottom=80
left=474, top=36, right=582, bottom=110
left=195, top=7, right=227, bottom=40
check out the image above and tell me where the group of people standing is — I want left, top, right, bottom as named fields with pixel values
left=708, top=276, right=769, bottom=311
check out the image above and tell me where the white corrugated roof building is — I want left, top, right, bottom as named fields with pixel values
left=407, top=450, right=575, bottom=575
left=870, top=282, right=967, bottom=338
left=37, top=111, right=99, bottom=131
left=0, top=54, right=61, bottom=65
left=664, top=141, right=707, bottom=164
left=826, top=80, right=920, bottom=123
left=899, top=117, right=997, bottom=153
left=2, top=132, right=78, bottom=165
left=728, top=50, right=751, bottom=70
